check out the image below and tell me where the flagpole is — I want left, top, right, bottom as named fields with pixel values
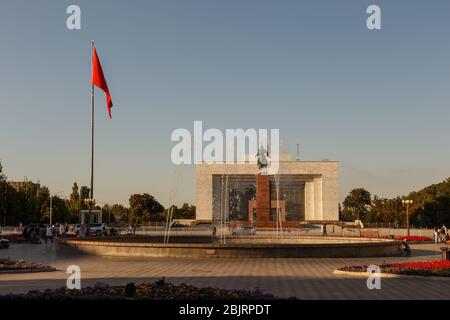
left=89, top=40, right=95, bottom=222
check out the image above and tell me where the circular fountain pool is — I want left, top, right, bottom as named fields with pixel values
left=58, top=236, right=402, bottom=258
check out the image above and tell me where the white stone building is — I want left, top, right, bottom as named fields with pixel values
left=195, top=154, right=339, bottom=227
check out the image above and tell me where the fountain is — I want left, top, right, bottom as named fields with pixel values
left=59, top=148, right=403, bottom=258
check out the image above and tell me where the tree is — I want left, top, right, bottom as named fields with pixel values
left=411, top=197, right=450, bottom=227
left=0, top=160, right=7, bottom=226
left=3, top=185, right=22, bottom=225
left=342, top=188, right=371, bottom=222
left=102, top=204, right=127, bottom=224
left=129, top=194, right=164, bottom=223
left=79, top=186, right=90, bottom=210
left=173, top=203, right=196, bottom=220
left=40, top=195, right=70, bottom=224
left=405, top=178, right=450, bottom=227
left=110, top=204, right=128, bottom=223
left=0, top=159, right=6, bottom=182
left=366, top=196, right=403, bottom=224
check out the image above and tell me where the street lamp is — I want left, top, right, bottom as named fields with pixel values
left=402, top=199, right=413, bottom=236
left=83, top=198, right=96, bottom=207
left=83, top=198, right=96, bottom=224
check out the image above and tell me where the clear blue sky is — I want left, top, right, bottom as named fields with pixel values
left=1, top=0, right=450, bottom=206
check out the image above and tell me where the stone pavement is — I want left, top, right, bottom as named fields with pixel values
left=0, top=242, right=449, bottom=299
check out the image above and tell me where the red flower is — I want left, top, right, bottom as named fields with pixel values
left=394, top=236, right=432, bottom=241
left=389, top=260, right=450, bottom=271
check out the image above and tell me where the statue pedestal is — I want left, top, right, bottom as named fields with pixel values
left=246, top=174, right=287, bottom=228
left=256, top=174, right=270, bottom=223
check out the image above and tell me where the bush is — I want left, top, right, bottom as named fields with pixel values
left=0, top=279, right=280, bottom=300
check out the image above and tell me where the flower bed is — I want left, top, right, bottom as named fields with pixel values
left=383, top=235, right=432, bottom=242
left=338, top=260, right=450, bottom=277
left=0, top=279, right=280, bottom=300
left=0, top=258, right=56, bottom=273
left=394, top=236, right=432, bottom=242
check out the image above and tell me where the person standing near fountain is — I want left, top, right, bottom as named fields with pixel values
left=322, top=224, right=328, bottom=237
left=212, top=225, right=217, bottom=242
left=434, top=227, right=440, bottom=244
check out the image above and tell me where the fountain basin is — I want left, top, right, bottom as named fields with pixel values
left=58, top=236, right=402, bottom=258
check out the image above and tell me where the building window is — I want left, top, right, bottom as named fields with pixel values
left=270, top=176, right=306, bottom=221
left=212, top=175, right=256, bottom=222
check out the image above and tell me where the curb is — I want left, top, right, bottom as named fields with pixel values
left=333, top=269, right=401, bottom=278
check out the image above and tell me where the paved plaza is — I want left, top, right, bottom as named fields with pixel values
left=1, top=242, right=449, bottom=300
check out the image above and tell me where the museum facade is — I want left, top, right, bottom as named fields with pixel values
left=196, top=154, right=339, bottom=228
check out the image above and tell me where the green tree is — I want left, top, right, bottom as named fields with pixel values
left=406, top=178, right=450, bottom=227
left=79, top=186, right=90, bottom=210
left=411, top=196, right=450, bottom=227
left=110, top=204, right=128, bottom=223
left=0, top=160, right=6, bottom=182
left=342, top=188, right=371, bottom=222
left=129, top=193, right=165, bottom=223
left=102, top=204, right=124, bottom=224
left=366, top=196, right=403, bottom=224
left=0, top=160, right=7, bottom=226
left=173, top=203, right=196, bottom=219
left=40, top=195, right=70, bottom=224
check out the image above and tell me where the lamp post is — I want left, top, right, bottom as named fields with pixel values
left=402, top=199, right=413, bottom=236
left=83, top=198, right=96, bottom=224
left=49, top=196, right=52, bottom=226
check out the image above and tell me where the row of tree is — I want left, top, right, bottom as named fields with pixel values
left=340, top=178, right=450, bottom=227
left=3, top=158, right=449, bottom=227
left=0, top=160, right=195, bottom=226
left=0, top=162, right=67, bottom=225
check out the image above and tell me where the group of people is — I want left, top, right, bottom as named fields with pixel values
left=434, top=225, right=448, bottom=244
left=75, top=224, right=88, bottom=238
left=22, top=225, right=41, bottom=242
left=22, top=223, right=69, bottom=244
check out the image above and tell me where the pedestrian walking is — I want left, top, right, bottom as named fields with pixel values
left=434, top=227, right=440, bottom=244
left=59, top=223, right=65, bottom=236
left=45, top=226, right=54, bottom=244
left=322, top=224, right=327, bottom=237
left=440, top=225, right=447, bottom=243
left=30, top=227, right=37, bottom=242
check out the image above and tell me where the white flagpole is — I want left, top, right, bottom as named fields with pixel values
left=89, top=40, right=95, bottom=222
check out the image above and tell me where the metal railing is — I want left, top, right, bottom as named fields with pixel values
left=1, top=224, right=435, bottom=239
left=363, top=222, right=430, bottom=230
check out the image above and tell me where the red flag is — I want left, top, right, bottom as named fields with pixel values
left=91, top=47, right=113, bottom=118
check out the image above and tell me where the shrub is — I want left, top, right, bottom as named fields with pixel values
left=0, top=280, right=279, bottom=300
